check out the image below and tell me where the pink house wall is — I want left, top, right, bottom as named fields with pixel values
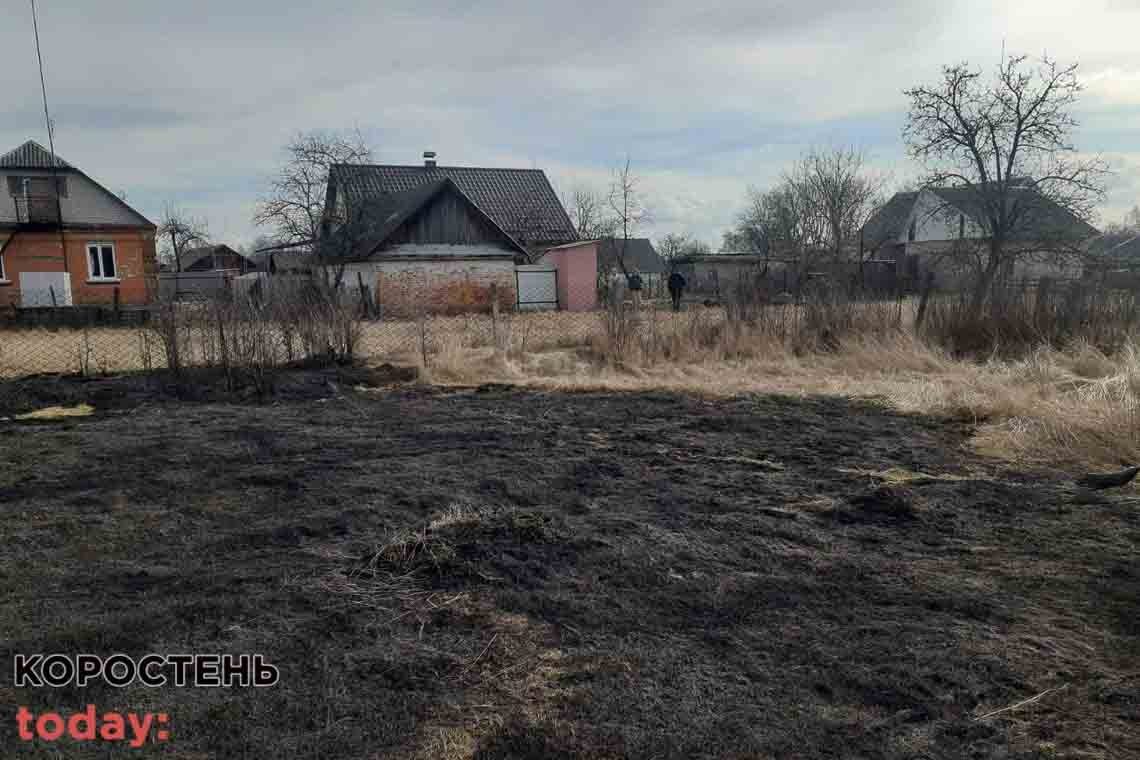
left=540, top=241, right=597, bottom=311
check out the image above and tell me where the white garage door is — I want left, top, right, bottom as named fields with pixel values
left=20, top=271, right=73, bottom=307
left=516, top=266, right=558, bottom=311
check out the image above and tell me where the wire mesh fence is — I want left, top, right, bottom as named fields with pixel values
left=0, top=299, right=694, bottom=379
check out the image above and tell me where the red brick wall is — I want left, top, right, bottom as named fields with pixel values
left=0, top=228, right=157, bottom=308
left=376, top=268, right=516, bottom=317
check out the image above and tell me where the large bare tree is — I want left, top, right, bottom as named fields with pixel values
left=903, top=54, right=1108, bottom=311
left=157, top=204, right=210, bottom=273
left=794, top=147, right=887, bottom=264
left=254, top=130, right=373, bottom=250
left=726, top=147, right=884, bottom=279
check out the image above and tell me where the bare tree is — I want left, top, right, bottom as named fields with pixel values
left=656, top=233, right=690, bottom=264
left=254, top=130, right=373, bottom=250
left=157, top=205, right=209, bottom=273
left=607, top=157, right=650, bottom=276
left=903, top=54, right=1108, bottom=311
left=795, top=147, right=887, bottom=265
left=566, top=185, right=619, bottom=240
left=658, top=233, right=710, bottom=265
left=730, top=183, right=825, bottom=279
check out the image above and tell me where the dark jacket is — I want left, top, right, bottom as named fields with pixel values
left=668, top=272, right=686, bottom=292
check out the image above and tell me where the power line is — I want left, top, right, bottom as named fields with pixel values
left=30, top=0, right=68, bottom=275
left=30, top=0, right=57, bottom=162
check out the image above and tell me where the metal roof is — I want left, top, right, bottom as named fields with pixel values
left=326, top=177, right=528, bottom=260
left=329, top=163, right=577, bottom=245
left=0, top=140, right=72, bottom=169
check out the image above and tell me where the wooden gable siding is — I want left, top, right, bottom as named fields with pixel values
left=384, top=191, right=512, bottom=249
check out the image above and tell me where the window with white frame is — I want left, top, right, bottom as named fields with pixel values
left=0, top=250, right=6, bottom=281
left=87, top=242, right=118, bottom=281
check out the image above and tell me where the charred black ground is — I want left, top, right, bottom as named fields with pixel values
left=1, top=376, right=1137, bottom=758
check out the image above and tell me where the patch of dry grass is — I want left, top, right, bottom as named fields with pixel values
left=420, top=330, right=1140, bottom=470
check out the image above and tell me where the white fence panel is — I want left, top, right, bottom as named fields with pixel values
left=515, top=266, right=558, bottom=311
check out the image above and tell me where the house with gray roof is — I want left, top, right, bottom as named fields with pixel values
left=324, top=151, right=577, bottom=258
left=1, top=140, right=157, bottom=309
left=862, top=184, right=1099, bottom=286
left=320, top=151, right=578, bottom=315
left=321, top=169, right=540, bottom=316
left=176, top=244, right=254, bottom=273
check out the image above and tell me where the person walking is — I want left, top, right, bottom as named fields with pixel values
left=667, top=270, right=686, bottom=311
left=626, top=271, right=643, bottom=311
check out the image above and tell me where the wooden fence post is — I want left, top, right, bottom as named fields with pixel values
left=490, top=282, right=500, bottom=351
left=356, top=271, right=370, bottom=318
left=1035, top=277, right=1053, bottom=331
left=914, top=272, right=935, bottom=332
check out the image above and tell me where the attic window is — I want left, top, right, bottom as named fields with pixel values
left=907, top=219, right=917, bottom=242
left=6, top=175, right=67, bottom=198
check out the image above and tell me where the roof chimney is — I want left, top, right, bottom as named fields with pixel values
left=423, top=150, right=437, bottom=169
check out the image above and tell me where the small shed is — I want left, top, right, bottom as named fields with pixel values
left=539, top=240, right=598, bottom=311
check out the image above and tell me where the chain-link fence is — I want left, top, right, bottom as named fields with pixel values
left=0, top=304, right=719, bottom=379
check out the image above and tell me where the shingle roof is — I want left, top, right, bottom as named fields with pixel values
left=329, top=163, right=577, bottom=245
left=0, top=140, right=72, bottom=169
left=325, top=177, right=528, bottom=260
left=597, top=238, right=666, bottom=274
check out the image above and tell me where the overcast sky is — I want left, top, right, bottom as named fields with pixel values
left=2, top=0, right=1138, bottom=248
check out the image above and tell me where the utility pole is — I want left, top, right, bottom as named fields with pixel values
left=31, top=0, right=68, bottom=275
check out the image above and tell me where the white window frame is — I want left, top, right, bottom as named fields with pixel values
left=0, top=250, right=7, bottom=282
left=86, top=241, right=120, bottom=282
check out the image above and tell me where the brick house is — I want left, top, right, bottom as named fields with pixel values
left=322, top=152, right=577, bottom=314
left=0, top=140, right=158, bottom=308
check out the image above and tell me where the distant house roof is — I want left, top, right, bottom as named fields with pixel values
left=325, top=177, right=528, bottom=261
left=597, top=238, right=666, bottom=273
left=0, top=140, right=72, bottom=170
left=862, top=191, right=918, bottom=248
left=863, top=186, right=1098, bottom=248
left=177, top=244, right=249, bottom=271
left=328, top=161, right=577, bottom=245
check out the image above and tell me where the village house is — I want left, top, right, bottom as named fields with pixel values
left=174, top=244, right=255, bottom=273
left=861, top=184, right=1099, bottom=287
left=321, top=151, right=578, bottom=314
left=0, top=140, right=157, bottom=309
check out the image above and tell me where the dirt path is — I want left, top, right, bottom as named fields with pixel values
left=1, top=383, right=1137, bottom=758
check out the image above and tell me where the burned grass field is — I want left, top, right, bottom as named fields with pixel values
left=1, top=378, right=1138, bottom=758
